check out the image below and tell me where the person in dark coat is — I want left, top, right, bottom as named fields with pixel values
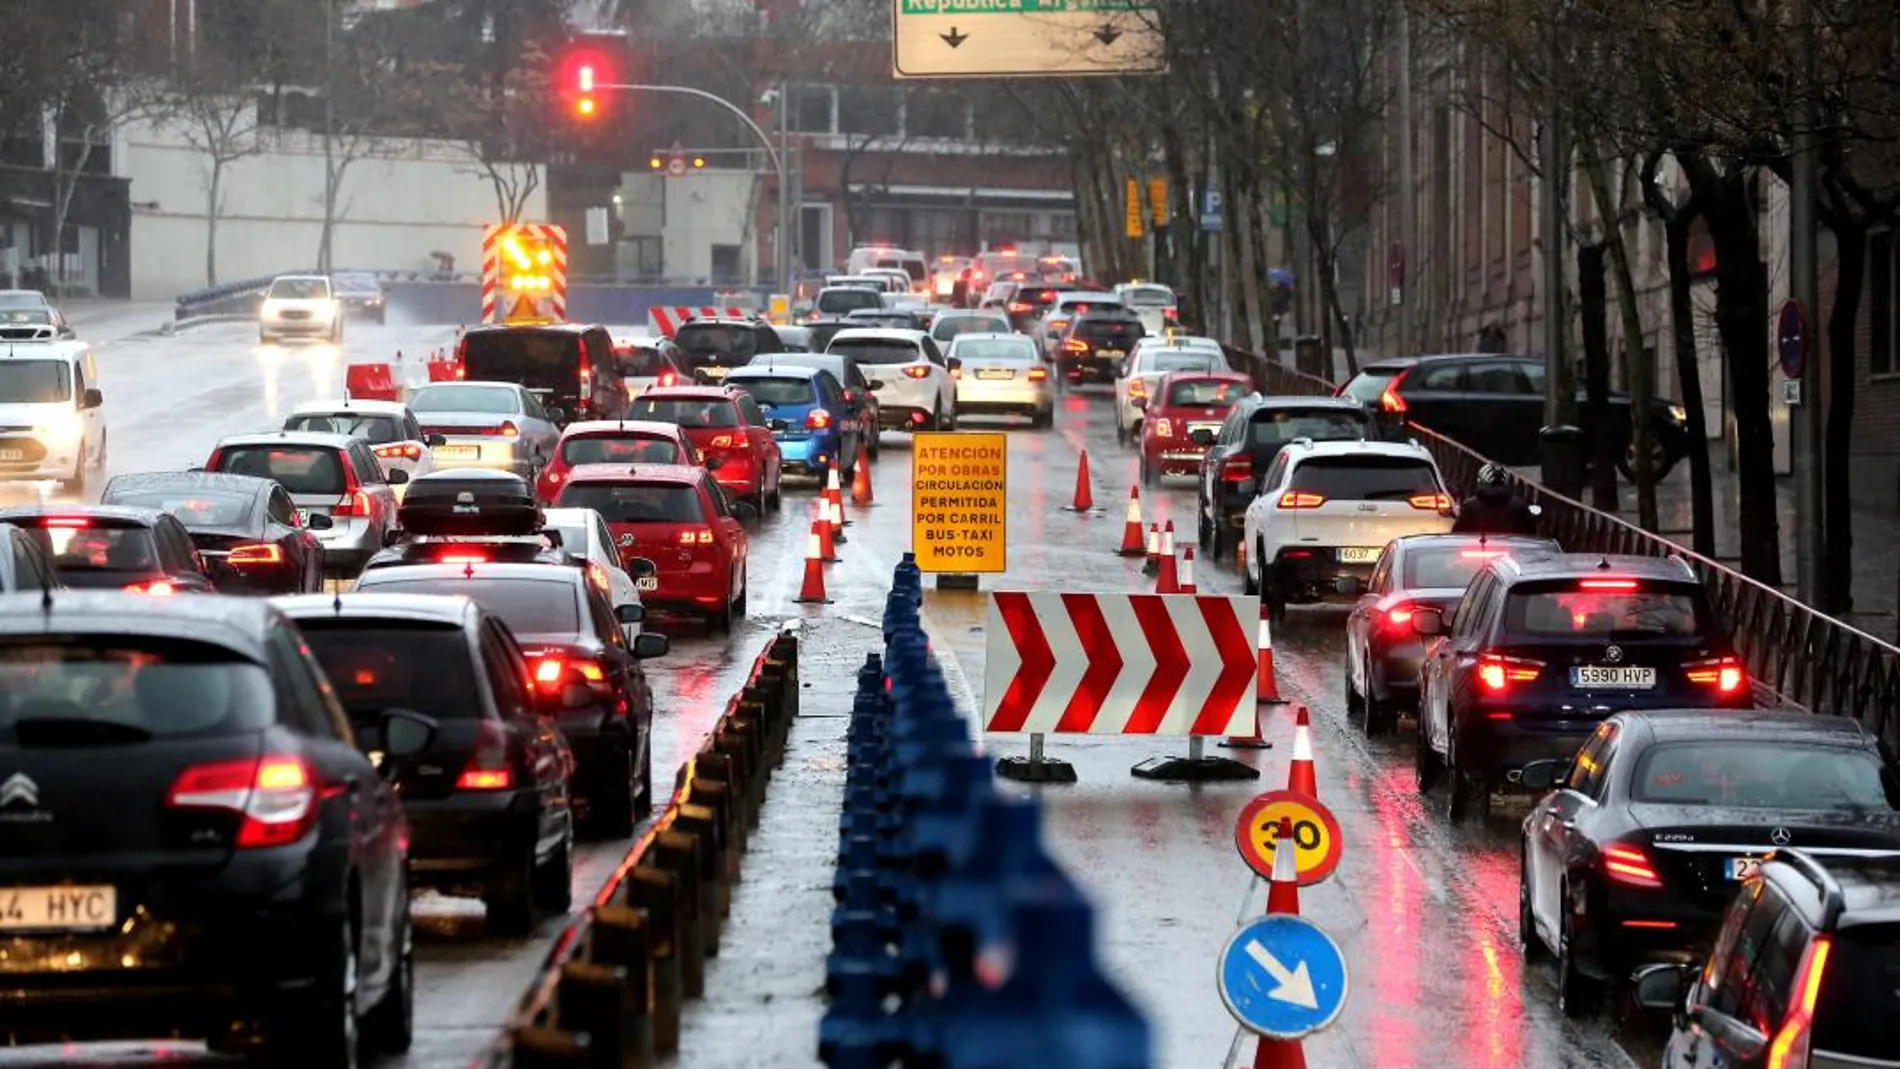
left=1452, top=463, right=1540, bottom=535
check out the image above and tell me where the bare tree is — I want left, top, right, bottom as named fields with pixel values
left=166, top=64, right=261, bottom=286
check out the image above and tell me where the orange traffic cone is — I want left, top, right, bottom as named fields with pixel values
left=825, top=465, right=849, bottom=542
left=1142, top=523, right=1160, bottom=575
left=1286, top=705, right=1317, bottom=797
left=815, top=500, right=838, bottom=562
left=850, top=442, right=874, bottom=505
left=1066, top=449, right=1094, bottom=512
left=1257, top=611, right=1283, bottom=703
left=1251, top=819, right=1310, bottom=1069
left=1156, top=521, right=1179, bottom=594
left=794, top=516, right=830, bottom=604
left=1118, top=487, right=1144, bottom=556
left=1178, top=545, right=1197, bottom=594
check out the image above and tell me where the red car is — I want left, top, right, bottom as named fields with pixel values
left=627, top=386, right=783, bottom=512
left=1138, top=370, right=1251, bottom=486
left=554, top=463, right=751, bottom=630
left=535, top=419, right=705, bottom=504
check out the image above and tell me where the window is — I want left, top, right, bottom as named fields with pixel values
left=829, top=338, right=924, bottom=365
left=1464, top=360, right=1533, bottom=395
left=730, top=377, right=815, bottom=408
left=1403, top=545, right=1518, bottom=589
left=268, top=631, right=336, bottom=738
left=1286, top=457, right=1441, bottom=500
left=735, top=394, right=768, bottom=426
left=355, top=576, right=581, bottom=635
left=0, top=360, right=73, bottom=403
left=298, top=621, right=481, bottom=722
left=1812, top=922, right=1900, bottom=1056
left=837, top=87, right=899, bottom=137
left=1737, top=908, right=1808, bottom=1035
left=793, top=85, right=834, bottom=134
left=1417, top=363, right=1464, bottom=390
left=17, top=521, right=159, bottom=574
left=1873, top=230, right=1895, bottom=376
left=268, top=489, right=297, bottom=526
left=479, top=621, right=532, bottom=717
left=10, top=539, right=45, bottom=591
left=1631, top=742, right=1894, bottom=810
left=410, top=385, right=520, bottom=414
left=1565, top=721, right=1617, bottom=798
left=106, top=489, right=253, bottom=527
left=1167, top=378, right=1245, bottom=407
left=1449, top=572, right=1494, bottom=642
left=1367, top=546, right=1393, bottom=595
left=1504, top=581, right=1703, bottom=637
left=0, top=636, right=279, bottom=742
left=284, top=412, right=403, bottom=444
left=1247, top=408, right=1368, bottom=449
left=628, top=398, right=739, bottom=428
left=905, top=89, right=967, bottom=139
left=215, top=446, right=346, bottom=495
left=556, top=483, right=706, bottom=524
left=561, top=434, right=684, bottom=466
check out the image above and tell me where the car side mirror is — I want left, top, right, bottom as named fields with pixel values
left=81, top=388, right=103, bottom=410
left=1517, top=758, right=1566, bottom=792
left=734, top=501, right=760, bottom=522
left=425, top=433, right=447, bottom=446
left=946, top=357, right=962, bottom=371
left=627, top=557, right=656, bottom=578
left=615, top=603, right=645, bottom=624
left=1334, top=576, right=1364, bottom=596
left=1411, top=607, right=1444, bottom=636
left=306, top=513, right=335, bottom=531
left=633, top=632, right=669, bottom=659
left=1190, top=428, right=1215, bottom=446
left=386, top=468, right=409, bottom=485
left=1131, top=396, right=1147, bottom=409
left=705, top=456, right=724, bottom=471
left=382, top=527, right=405, bottom=547
left=538, top=528, right=563, bottom=549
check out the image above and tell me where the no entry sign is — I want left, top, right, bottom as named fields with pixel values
left=1234, top=790, right=1344, bottom=886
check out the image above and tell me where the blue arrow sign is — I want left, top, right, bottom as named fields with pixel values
left=1217, top=915, right=1349, bottom=1039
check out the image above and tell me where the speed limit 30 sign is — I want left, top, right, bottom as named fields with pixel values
left=1234, top=789, right=1344, bottom=886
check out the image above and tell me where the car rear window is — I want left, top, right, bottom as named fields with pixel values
left=828, top=339, right=924, bottom=366
left=462, top=332, right=581, bottom=393
left=1122, top=286, right=1174, bottom=307
left=0, top=635, right=273, bottom=742
left=616, top=347, right=671, bottom=377
left=1286, top=457, right=1439, bottom=500
left=1248, top=409, right=1368, bottom=448
left=628, top=397, right=740, bottom=428
left=818, top=289, right=883, bottom=314
left=297, top=621, right=482, bottom=721
left=1166, top=379, right=1245, bottom=407
left=1814, top=923, right=1900, bottom=1057
left=284, top=412, right=403, bottom=444
left=932, top=316, right=1009, bottom=341
left=1151, top=352, right=1222, bottom=374
left=214, top=446, right=346, bottom=495
left=674, top=324, right=762, bottom=362
left=560, top=434, right=683, bottom=466
left=730, top=377, right=816, bottom=408
left=101, top=491, right=253, bottom=528
left=557, top=483, right=706, bottom=524
left=1340, top=368, right=1404, bottom=405
left=353, top=576, right=580, bottom=634
left=1632, top=742, right=1894, bottom=810
left=17, top=521, right=159, bottom=572
left=1504, top=580, right=1704, bottom=637
left=410, top=385, right=519, bottom=414
left=1403, top=545, right=1518, bottom=588
left=1076, top=319, right=1142, bottom=343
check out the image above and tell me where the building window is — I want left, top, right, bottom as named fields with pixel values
left=793, top=86, right=834, bottom=134
left=837, top=87, right=899, bottom=138
left=904, top=90, right=967, bottom=140
left=1872, top=229, right=1895, bottom=376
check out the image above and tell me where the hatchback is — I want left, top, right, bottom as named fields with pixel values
left=629, top=385, right=784, bottom=512
left=555, top=463, right=752, bottom=631
left=535, top=419, right=703, bottom=504
left=1136, top=371, right=1250, bottom=485
left=205, top=430, right=405, bottom=576
left=724, top=364, right=862, bottom=480
left=0, top=505, right=220, bottom=594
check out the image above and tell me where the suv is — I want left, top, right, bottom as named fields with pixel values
left=1637, top=851, right=1900, bottom=1067
left=1241, top=439, right=1454, bottom=616
left=826, top=328, right=957, bottom=432
left=1035, top=291, right=1122, bottom=359
left=672, top=318, right=783, bottom=386
left=0, top=338, right=107, bottom=491
left=258, top=274, right=341, bottom=343
left=1196, top=396, right=1373, bottom=561
left=1057, top=310, right=1146, bottom=384
left=457, top=323, right=629, bottom=426
left=206, top=430, right=405, bottom=576
left=1412, top=553, right=1752, bottom=818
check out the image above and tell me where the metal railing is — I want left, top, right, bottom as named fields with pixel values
left=1227, top=348, right=1900, bottom=740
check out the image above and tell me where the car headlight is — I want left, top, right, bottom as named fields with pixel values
left=313, top=302, right=336, bottom=321
left=34, top=414, right=83, bottom=447
left=260, top=299, right=281, bottom=316
left=1668, top=404, right=1688, bottom=424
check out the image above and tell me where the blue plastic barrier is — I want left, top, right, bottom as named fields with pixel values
left=818, top=554, right=1153, bottom=1068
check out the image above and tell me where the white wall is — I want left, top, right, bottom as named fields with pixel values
left=118, top=105, right=547, bottom=300
left=617, top=170, right=760, bottom=283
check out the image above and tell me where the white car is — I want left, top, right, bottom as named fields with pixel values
left=0, top=290, right=75, bottom=340
left=283, top=398, right=441, bottom=491
left=1035, top=291, right=1123, bottom=359
left=1115, top=282, right=1180, bottom=335
left=1114, top=346, right=1228, bottom=444
left=258, top=274, right=342, bottom=343
left=826, top=328, right=957, bottom=432
left=1129, top=334, right=1221, bottom=362
left=542, top=506, right=643, bottom=637
left=1241, top=438, right=1455, bottom=618
left=948, top=333, right=1052, bottom=427
left=407, top=381, right=562, bottom=481
left=0, top=339, right=106, bottom=491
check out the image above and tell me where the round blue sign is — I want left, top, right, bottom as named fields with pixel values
left=1777, top=300, right=1807, bottom=380
left=1216, top=915, right=1350, bottom=1040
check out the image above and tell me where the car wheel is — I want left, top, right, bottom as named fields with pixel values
left=1242, top=539, right=1261, bottom=596
left=1034, top=408, right=1052, bottom=430
left=1116, top=422, right=1128, bottom=447
left=592, top=745, right=636, bottom=839
left=1414, top=721, right=1441, bottom=793
left=767, top=481, right=782, bottom=511
left=58, top=443, right=86, bottom=494
left=258, top=914, right=359, bottom=1068
left=634, top=739, right=654, bottom=820
left=363, top=895, right=414, bottom=1054
left=1344, top=661, right=1365, bottom=724
left=734, top=578, right=748, bottom=619
left=1446, top=739, right=1486, bottom=821
left=1616, top=434, right=1673, bottom=481
left=1519, top=847, right=1548, bottom=962
left=1140, top=456, right=1155, bottom=488
left=531, top=833, right=573, bottom=914
left=484, top=846, right=537, bottom=937
left=1557, top=883, right=1602, bottom=1017
left=868, top=430, right=881, bottom=459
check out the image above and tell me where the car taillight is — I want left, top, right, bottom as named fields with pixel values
left=1685, top=655, right=1746, bottom=694
left=659, top=370, right=678, bottom=386
left=1477, top=653, right=1544, bottom=691
left=1152, top=418, right=1173, bottom=439
left=330, top=490, right=373, bottom=517
left=1408, top=492, right=1453, bottom=511
left=167, top=754, right=319, bottom=848
left=709, top=435, right=736, bottom=449
left=1027, top=367, right=1047, bottom=381
left=1379, top=369, right=1411, bottom=413
left=1601, top=842, right=1663, bottom=888
left=373, top=443, right=422, bottom=461
left=1007, top=302, right=1030, bottom=313
left=227, top=544, right=283, bottom=565
left=807, top=409, right=833, bottom=429
left=678, top=528, right=714, bottom=545
left=1128, top=378, right=1147, bottom=397
left=1277, top=491, right=1326, bottom=509
left=1579, top=579, right=1638, bottom=591
left=1766, top=935, right=1831, bottom=1069
left=44, top=517, right=90, bottom=528
left=438, top=550, right=489, bottom=563
left=1164, top=307, right=1179, bottom=321
left=1382, top=603, right=1417, bottom=629
left=902, top=365, right=932, bottom=379
left=1061, top=337, right=1088, bottom=353
left=530, top=654, right=607, bottom=692
left=125, top=580, right=176, bottom=595
left=587, top=561, right=610, bottom=592
left=1460, top=549, right=1506, bottom=558
left=488, top=421, right=519, bottom=437
left=1221, top=456, right=1252, bottom=483
left=455, top=720, right=513, bottom=791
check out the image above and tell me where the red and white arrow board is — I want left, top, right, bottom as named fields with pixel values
left=982, top=592, right=1260, bottom=736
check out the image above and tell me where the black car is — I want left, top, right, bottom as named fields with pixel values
left=1637, top=850, right=1900, bottom=1068
left=1195, top=395, right=1373, bottom=561
left=805, top=318, right=859, bottom=354
left=277, top=592, right=579, bottom=936
left=0, top=591, right=430, bottom=1061
left=350, top=562, right=664, bottom=836
left=99, top=471, right=328, bottom=594
left=1413, top=552, right=1752, bottom=819
left=330, top=270, right=387, bottom=324
left=1008, top=282, right=1075, bottom=332
left=1340, top=533, right=1560, bottom=734
left=1337, top=353, right=1693, bottom=479
left=1057, top=311, right=1146, bottom=383
left=672, top=318, right=779, bottom=386
left=0, top=505, right=223, bottom=594
left=1517, top=710, right=1900, bottom=1016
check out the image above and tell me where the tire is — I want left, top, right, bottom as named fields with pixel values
left=363, top=898, right=414, bottom=1054
left=1345, top=662, right=1366, bottom=727
left=484, top=846, right=537, bottom=937
left=1140, top=456, right=1155, bottom=488
left=733, top=579, right=748, bottom=619
left=1242, top=539, right=1261, bottom=596
left=1447, top=742, right=1488, bottom=821
left=1033, top=408, right=1052, bottom=430
left=1616, top=433, right=1674, bottom=481
left=1198, top=509, right=1213, bottom=551
left=592, top=745, right=636, bottom=839
left=1519, top=847, right=1548, bottom=962
left=1116, top=421, right=1128, bottom=447
left=754, top=488, right=768, bottom=515
left=868, top=427, right=881, bottom=459
left=712, top=573, right=736, bottom=633
left=532, top=834, right=573, bottom=914
left=1557, top=883, right=1602, bottom=1017
left=256, top=914, right=360, bottom=1068
left=58, top=443, right=86, bottom=494
left=634, top=738, right=654, bottom=820
left=1414, top=723, right=1441, bottom=793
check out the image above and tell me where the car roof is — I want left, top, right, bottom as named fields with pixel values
left=1498, top=551, right=1699, bottom=584
left=213, top=430, right=362, bottom=450
left=676, top=317, right=763, bottom=328
left=949, top=333, right=1035, bottom=347
left=1388, top=532, right=1559, bottom=554
left=636, top=386, right=739, bottom=401
left=541, top=507, right=601, bottom=530
left=563, top=462, right=704, bottom=486
left=1249, top=395, right=1372, bottom=411
left=560, top=419, right=686, bottom=439
left=1283, top=439, right=1432, bottom=462
left=354, top=562, right=586, bottom=585
left=1361, top=353, right=1542, bottom=373
left=274, top=592, right=480, bottom=628
left=0, top=590, right=274, bottom=661
left=0, top=503, right=168, bottom=527
left=830, top=328, right=929, bottom=343
left=0, top=339, right=86, bottom=359
left=412, top=467, right=529, bottom=485
left=1612, top=707, right=1873, bottom=744
left=464, top=322, right=591, bottom=336
left=102, top=471, right=271, bottom=498
left=726, top=364, right=821, bottom=381
left=291, top=398, right=409, bottom=417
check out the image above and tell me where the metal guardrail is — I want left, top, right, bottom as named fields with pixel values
left=1229, top=348, right=1900, bottom=740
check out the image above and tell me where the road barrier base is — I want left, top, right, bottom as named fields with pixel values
left=994, top=733, right=1078, bottom=784
left=1218, top=737, right=1274, bottom=750
left=935, top=574, right=980, bottom=591
left=1129, top=754, right=1260, bottom=782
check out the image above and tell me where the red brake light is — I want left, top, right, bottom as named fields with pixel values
left=532, top=656, right=565, bottom=690
left=1379, top=370, right=1410, bottom=413
left=1221, top=456, right=1253, bottom=483
left=678, top=528, right=714, bottom=545
left=125, top=580, right=176, bottom=595
left=1766, top=936, right=1831, bottom=1069
left=1164, top=307, right=1179, bottom=320
left=1477, top=653, right=1543, bottom=691
left=902, top=366, right=932, bottom=379
left=1408, top=492, right=1453, bottom=511
left=1277, top=491, right=1326, bottom=509
left=1685, top=655, right=1746, bottom=694
left=44, top=517, right=90, bottom=528
left=227, top=544, right=283, bottom=565
left=438, top=550, right=489, bottom=564
left=1461, top=549, right=1506, bottom=559
left=1061, top=337, right=1088, bottom=353
left=330, top=490, right=373, bottom=518
left=659, top=371, right=677, bottom=386
left=806, top=409, right=833, bottom=430
left=1579, top=579, right=1638, bottom=591
left=1383, top=603, right=1415, bottom=629
left=492, top=421, right=520, bottom=437
left=373, top=443, right=422, bottom=461
left=709, top=435, right=736, bottom=449
left=1007, top=302, right=1030, bottom=313
left=1027, top=367, right=1047, bottom=381
left=167, top=754, right=319, bottom=848
left=1602, top=842, right=1664, bottom=888
left=455, top=720, right=513, bottom=791
left=1151, top=418, right=1173, bottom=439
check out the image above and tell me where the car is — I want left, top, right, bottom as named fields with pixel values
left=1113, top=344, right=1227, bottom=443
left=804, top=317, right=860, bottom=354
left=772, top=324, right=814, bottom=351
left=1195, top=395, right=1374, bottom=561
left=408, top=380, right=563, bottom=482
left=628, top=386, right=784, bottom=512
left=205, top=430, right=405, bottom=576
left=0, top=591, right=427, bottom=1061
left=978, top=279, right=1023, bottom=313
left=1240, top=438, right=1456, bottom=616
left=1337, top=353, right=1693, bottom=479
left=367, top=468, right=571, bottom=572
left=1114, top=281, right=1180, bottom=335
left=350, top=562, right=663, bottom=836
left=1339, top=533, right=1561, bottom=733
left=0, top=521, right=58, bottom=591
left=542, top=506, right=646, bottom=634
left=258, top=273, right=342, bottom=343
left=671, top=318, right=781, bottom=386
left=1136, top=370, right=1251, bottom=486
left=0, top=338, right=107, bottom=490
left=610, top=333, right=686, bottom=398
left=724, top=364, right=863, bottom=480
left=1127, top=334, right=1222, bottom=365
left=1412, top=553, right=1754, bottom=820
left=554, top=462, right=752, bottom=630
left=813, top=285, right=885, bottom=320
left=846, top=245, right=929, bottom=292
left=0, top=505, right=219, bottom=593
left=99, top=471, right=329, bottom=594
left=948, top=333, right=1053, bottom=427
left=1636, top=850, right=1900, bottom=1067
left=283, top=397, right=443, bottom=487
left=1037, top=292, right=1125, bottom=362
left=747, top=351, right=883, bottom=459
left=456, top=323, right=630, bottom=426
left=844, top=308, right=919, bottom=331
left=535, top=419, right=704, bottom=504
left=931, top=254, right=973, bottom=301
left=928, top=309, right=1013, bottom=346
left=827, top=328, right=958, bottom=433
left=1007, top=281, right=1077, bottom=333
left=1513, top=710, right=1900, bottom=1018
left=0, top=289, right=75, bottom=340
left=330, top=270, right=387, bottom=324
left=275, top=593, right=578, bottom=935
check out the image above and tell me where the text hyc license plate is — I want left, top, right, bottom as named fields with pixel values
left=0, top=885, right=115, bottom=931
left=635, top=577, right=659, bottom=591
left=1571, top=666, right=1657, bottom=688
left=1336, top=547, right=1381, bottom=564
left=434, top=445, right=480, bottom=460
left=1725, top=856, right=1762, bottom=881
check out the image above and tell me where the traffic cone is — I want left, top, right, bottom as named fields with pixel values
left=816, top=499, right=839, bottom=562
left=1066, top=448, right=1094, bottom=511
left=1265, top=816, right=1301, bottom=915
left=850, top=443, right=874, bottom=505
left=794, top=516, right=831, bottom=604
left=1286, top=705, right=1317, bottom=797
left=825, top=465, right=849, bottom=541
left=1178, top=546, right=1197, bottom=594
left=1142, top=523, right=1161, bottom=575
left=1257, top=611, right=1283, bottom=703
left=1118, top=487, right=1144, bottom=556
left=1156, top=521, right=1178, bottom=594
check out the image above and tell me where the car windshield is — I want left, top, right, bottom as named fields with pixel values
left=1341, top=368, right=1404, bottom=405
left=463, top=333, right=581, bottom=392
left=297, top=621, right=482, bottom=721
left=284, top=413, right=403, bottom=444
left=628, top=398, right=739, bottom=428
left=0, top=308, right=51, bottom=325
left=102, top=491, right=253, bottom=528
left=1122, top=286, right=1174, bottom=307
left=0, top=359, right=71, bottom=403
left=616, top=348, right=671, bottom=377
left=0, top=294, right=44, bottom=310
left=1166, top=379, right=1244, bottom=407
left=1506, top=582, right=1703, bottom=637
left=561, top=434, right=684, bottom=466
left=1248, top=409, right=1368, bottom=447
left=731, top=377, right=815, bottom=408
left=1814, top=922, right=1900, bottom=1058
left=955, top=340, right=1037, bottom=363
left=1287, top=457, right=1440, bottom=501
left=16, top=521, right=158, bottom=572
left=410, top=385, right=519, bottom=414
left=557, top=483, right=706, bottom=524
left=1632, top=742, right=1896, bottom=811
left=0, top=636, right=273, bottom=742
left=214, top=446, right=346, bottom=495
left=932, top=316, right=1009, bottom=341
left=354, top=576, right=579, bottom=634
left=268, top=278, right=328, bottom=299
left=819, top=289, right=883, bottom=314
left=828, top=339, right=923, bottom=366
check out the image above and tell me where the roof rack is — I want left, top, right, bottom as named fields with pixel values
left=1767, top=848, right=1848, bottom=930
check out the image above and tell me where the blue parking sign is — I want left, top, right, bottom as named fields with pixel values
left=1200, top=188, right=1224, bottom=233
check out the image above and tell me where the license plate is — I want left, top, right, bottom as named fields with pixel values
left=0, top=450, right=22, bottom=462
left=0, top=885, right=116, bottom=931
left=701, top=367, right=729, bottom=379
left=1097, top=349, right=1124, bottom=360
left=635, top=577, right=659, bottom=591
left=976, top=368, right=1014, bottom=380
left=1337, top=547, right=1380, bottom=564
left=434, top=445, right=480, bottom=460
left=1188, top=422, right=1222, bottom=436
left=1571, top=666, right=1658, bottom=688
left=1725, top=856, right=1762, bottom=880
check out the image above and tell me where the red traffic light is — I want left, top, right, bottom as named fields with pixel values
left=556, top=47, right=612, bottom=121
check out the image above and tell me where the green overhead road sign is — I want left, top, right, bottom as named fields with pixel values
left=891, top=0, right=1166, bottom=79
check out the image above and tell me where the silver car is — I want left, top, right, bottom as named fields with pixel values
left=949, top=334, right=1053, bottom=428
left=204, top=430, right=404, bottom=575
left=1114, top=346, right=1228, bottom=443
left=407, top=381, right=562, bottom=482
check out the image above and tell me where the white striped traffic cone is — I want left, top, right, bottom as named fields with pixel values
left=1178, top=546, right=1197, bottom=594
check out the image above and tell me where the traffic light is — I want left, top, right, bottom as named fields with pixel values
left=557, top=48, right=610, bottom=122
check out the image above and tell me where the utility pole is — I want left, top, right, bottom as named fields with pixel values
left=1790, top=0, right=1822, bottom=604
left=321, top=0, right=335, bottom=273
left=1538, top=114, right=1569, bottom=426
left=1395, top=1, right=1416, bottom=356
left=775, top=82, right=790, bottom=292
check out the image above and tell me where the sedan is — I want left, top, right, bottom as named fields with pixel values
left=0, top=505, right=220, bottom=594
left=947, top=333, right=1052, bottom=427
left=409, top=381, right=562, bottom=483
left=99, top=470, right=329, bottom=594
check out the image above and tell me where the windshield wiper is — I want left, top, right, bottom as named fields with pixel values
left=11, top=718, right=155, bottom=747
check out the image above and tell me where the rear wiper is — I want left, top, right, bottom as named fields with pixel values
left=11, top=718, right=155, bottom=747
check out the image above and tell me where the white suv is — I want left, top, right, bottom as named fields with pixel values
left=826, top=328, right=957, bottom=432
left=1242, top=439, right=1454, bottom=618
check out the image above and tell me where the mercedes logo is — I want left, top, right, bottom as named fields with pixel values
left=1771, top=827, right=1793, bottom=846
left=0, top=773, right=39, bottom=809
left=1603, top=645, right=1625, bottom=663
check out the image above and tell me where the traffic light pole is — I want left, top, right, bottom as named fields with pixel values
left=597, top=82, right=789, bottom=291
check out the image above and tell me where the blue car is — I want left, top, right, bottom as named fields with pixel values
left=724, top=365, right=862, bottom=479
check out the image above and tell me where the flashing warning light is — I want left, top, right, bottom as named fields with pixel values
left=692, top=157, right=706, bottom=169
left=650, top=157, right=663, bottom=169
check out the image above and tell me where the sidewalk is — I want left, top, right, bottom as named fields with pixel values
left=61, top=298, right=176, bottom=344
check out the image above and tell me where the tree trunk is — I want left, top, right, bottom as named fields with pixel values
left=1583, top=150, right=1655, bottom=528
left=1160, top=121, right=1200, bottom=320
left=1238, top=170, right=1266, bottom=352
left=1823, top=222, right=1863, bottom=614
left=51, top=135, right=98, bottom=295
left=205, top=159, right=221, bottom=286
left=1663, top=211, right=1715, bottom=557
left=1578, top=242, right=1618, bottom=510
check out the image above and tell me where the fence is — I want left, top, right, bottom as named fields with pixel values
left=1224, top=347, right=1900, bottom=741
